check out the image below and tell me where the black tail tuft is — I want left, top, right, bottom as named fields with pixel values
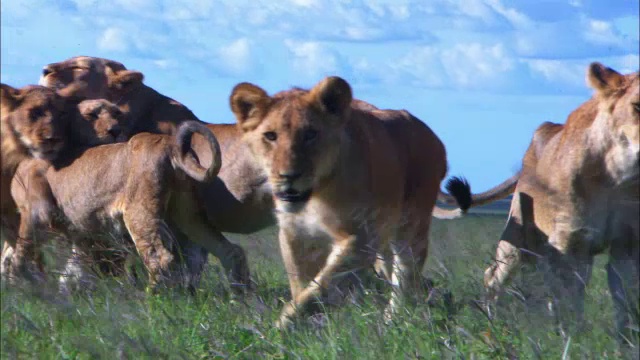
left=445, top=176, right=472, bottom=211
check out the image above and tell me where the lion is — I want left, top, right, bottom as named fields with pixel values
left=9, top=120, right=251, bottom=292
left=229, top=76, right=517, bottom=328
left=483, top=62, right=639, bottom=342
left=1, top=95, right=130, bottom=278
left=39, top=56, right=517, bottom=288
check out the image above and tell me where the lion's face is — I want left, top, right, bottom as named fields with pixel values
left=76, top=99, right=129, bottom=145
left=39, top=56, right=144, bottom=101
left=230, top=77, right=353, bottom=213
left=587, top=63, right=640, bottom=186
left=1, top=84, right=69, bottom=161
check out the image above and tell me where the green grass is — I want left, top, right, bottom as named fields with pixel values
left=1, top=215, right=636, bottom=359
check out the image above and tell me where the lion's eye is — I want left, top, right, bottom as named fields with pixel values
left=30, top=108, right=45, bottom=119
left=263, top=131, right=277, bottom=141
left=303, top=129, right=318, bottom=142
left=633, top=102, right=640, bottom=113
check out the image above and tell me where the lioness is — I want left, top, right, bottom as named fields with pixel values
left=0, top=84, right=124, bottom=274
left=10, top=121, right=250, bottom=291
left=229, top=76, right=515, bottom=327
left=483, top=63, right=639, bottom=342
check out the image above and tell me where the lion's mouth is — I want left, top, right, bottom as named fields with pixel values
left=35, top=148, right=59, bottom=161
left=275, top=189, right=312, bottom=203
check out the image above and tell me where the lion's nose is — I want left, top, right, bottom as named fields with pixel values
left=279, top=171, right=301, bottom=181
left=42, top=67, right=52, bottom=77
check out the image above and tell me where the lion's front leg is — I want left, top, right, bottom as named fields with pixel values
left=607, top=225, right=639, bottom=348
left=275, top=229, right=356, bottom=329
left=9, top=168, right=58, bottom=284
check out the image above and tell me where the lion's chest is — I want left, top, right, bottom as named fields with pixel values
left=279, top=205, right=336, bottom=244
left=277, top=202, right=346, bottom=272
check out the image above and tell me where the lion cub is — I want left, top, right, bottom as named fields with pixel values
left=1, top=95, right=129, bottom=279
left=10, top=121, right=250, bottom=292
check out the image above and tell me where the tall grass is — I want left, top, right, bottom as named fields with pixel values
left=1, top=216, right=636, bottom=359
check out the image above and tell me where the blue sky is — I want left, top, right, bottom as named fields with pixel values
left=2, top=0, right=638, bottom=192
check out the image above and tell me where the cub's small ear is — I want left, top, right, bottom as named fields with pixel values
left=308, top=76, right=352, bottom=118
left=0, top=83, right=22, bottom=112
left=230, top=82, right=271, bottom=132
left=587, top=62, right=625, bottom=96
left=109, top=70, right=144, bottom=91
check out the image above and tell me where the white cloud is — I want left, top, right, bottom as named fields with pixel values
left=285, top=40, right=347, bottom=81
left=485, top=0, right=533, bottom=28
left=525, top=59, right=586, bottom=88
left=615, top=54, right=640, bottom=74
left=584, top=19, right=624, bottom=46
left=97, top=27, right=129, bottom=52
left=568, top=0, right=583, bottom=7
left=441, top=43, right=514, bottom=87
left=152, top=59, right=173, bottom=69
left=390, top=46, right=446, bottom=87
left=288, top=0, right=320, bottom=8
left=113, top=0, right=158, bottom=13
left=371, top=42, right=515, bottom=90
left=217, top=38, right=252, bottom=76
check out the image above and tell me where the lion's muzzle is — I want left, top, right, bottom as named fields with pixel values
left=272, top=173, right=313, bottom=213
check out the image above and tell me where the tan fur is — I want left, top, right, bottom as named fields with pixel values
left=1, top=96, right=130, bottom=277
left=9, top=121, right=250, bottom=291
left=484, top=63, right=639, bottom=340
left=230, top=76, right=505, bottom=327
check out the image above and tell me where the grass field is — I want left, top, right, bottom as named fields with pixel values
left=1, top=215, right=637, bottom=359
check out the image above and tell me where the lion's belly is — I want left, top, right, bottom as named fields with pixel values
left=48, top=172, right=126, bottom=236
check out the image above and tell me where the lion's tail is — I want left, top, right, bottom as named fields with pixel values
left=436, top=172, right=519, bottom=216
left=432, top=177, right=472, bottom=219
left=172, top=121, right=222, bottom=182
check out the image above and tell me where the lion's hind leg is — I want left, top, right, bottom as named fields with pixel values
left=121, top=202, right=175, bottom=292
left=173, top=215, right=251, bottom=294
left=383, top=224, right=431, bottom=323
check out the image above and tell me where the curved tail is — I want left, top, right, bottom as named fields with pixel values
left=437, top=172, right=519, bottom=214
left=172, top=121, right=222, bottom=182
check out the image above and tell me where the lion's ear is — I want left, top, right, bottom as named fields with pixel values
left=1, top=83, right=22, bottom=112
left=109, top=70, right=144, bottom=91
left=308, top=76, right=352, bottom=119
left=587, top=62, right=625, bottom=96
left=230, top=82, right=271, bottom=132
